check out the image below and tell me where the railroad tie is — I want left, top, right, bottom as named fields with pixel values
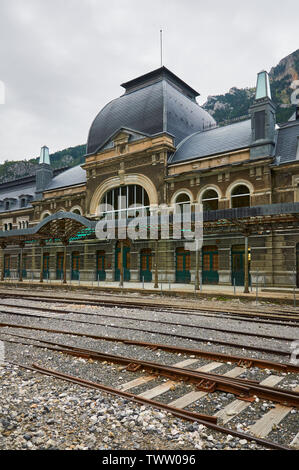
left=249, top=385, right=299, bottom=438
left=290, top=432, right=299, bottom=449
left=136, top=361, right=221, bottom=401
left=137, top=361, right=223, bottom=400
left=169, top=366, right=245, bottom=409
left=118, top=358, right=199, bottom=392
left=214, top=375, right=283, bottom=424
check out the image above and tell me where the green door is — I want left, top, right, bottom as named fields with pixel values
left=176, top=248, right=191, bottom=283
left=115, top=243, right=130, bottom=281
left=97, top=251, right=106, bottom=281
left=43, top=253, right=50, bottom=279
left=71, top=252, right=80, bottom=280
left=140, top=249, right=152, bottom=282
left=232, top=247, right=244, bottom=286
left=4, top=254, right=10, bottom=277
left=56, top=253, right=64, bottom=280
left=202, top=246, right=219, bottom=284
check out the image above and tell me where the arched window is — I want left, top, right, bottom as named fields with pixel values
left=100, top=185, right=149, bottom=217
left=72, top=208, right=82, bottom=215
left=201, top=189, right=219, bottom=211
left=175, top=193, right=191, bottom=208
left=231, top=185, right=250, bottom=208
left=42, top=212, right=51, bottom=220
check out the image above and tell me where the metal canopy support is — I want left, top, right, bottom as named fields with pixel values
left=244, top=235, right=249, bottom=294
left=39, top=242, right=45, bottom=283
left=63, top=241, right=68, bottom=284
left=119, top=240, right=124, bottom=288
left=0, top=243, right=5, bottom=281
left=19, top=242, right=24, bottom=282
left=195, top=247, right=200, bottom=291
left=154, top=240, right=159, bottom=288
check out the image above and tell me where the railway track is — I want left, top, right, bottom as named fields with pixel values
left=1, top=330, right=298, bottom=450
left=1, top=289, right=299, bottom=323
left=0, top=301, right=297, bottom=343
left=1, top=288, right=298, bottom=450
left=0, top=311, right=296, bottom=358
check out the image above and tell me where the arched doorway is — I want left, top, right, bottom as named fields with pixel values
left=176, top=247, right=191, bottom=283
left=97, top=250, right=106, bottom=281
left=140, top=248, right=152, bottom=282
left=115, top=241, right=130, bottom=281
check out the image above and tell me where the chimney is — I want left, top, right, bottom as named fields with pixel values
left=35, top=146, right=53, bottom=199
left=250, top=71, right=276, bottom=159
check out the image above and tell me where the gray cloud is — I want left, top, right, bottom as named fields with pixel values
left=0, top=0, right=298, bottom=162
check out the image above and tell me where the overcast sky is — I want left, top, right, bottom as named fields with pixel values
left=0, top=0, right=298, bottom=163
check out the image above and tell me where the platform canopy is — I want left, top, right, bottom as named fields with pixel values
left=0, top=212, right=96, bottom=245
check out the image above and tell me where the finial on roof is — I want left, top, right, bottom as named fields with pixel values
left=255, top=70, right=272, bottom=100
left=39, top=146, right=50, bottom=165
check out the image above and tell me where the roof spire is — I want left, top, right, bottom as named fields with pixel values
left=255, top=70, right=272, bottom=100
left=39, top=145, right=50, bottom=165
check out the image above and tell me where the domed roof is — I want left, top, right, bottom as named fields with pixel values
left=86, top=67, right=216, bottom=155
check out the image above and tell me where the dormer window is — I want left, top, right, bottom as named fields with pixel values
left=21, top=198, right=26, bottom=208
left=5, top=201, right=9, bottom=211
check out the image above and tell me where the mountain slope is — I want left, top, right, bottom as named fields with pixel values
left=203, top=49, right=299, bottom=125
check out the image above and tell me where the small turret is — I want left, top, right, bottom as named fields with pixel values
left=250, top=71, right=276, bottom=159
left=35, top=146, right=53, bottom=199
left=39, top=145, right=50, bottom=165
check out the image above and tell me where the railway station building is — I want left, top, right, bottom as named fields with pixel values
left=1, top=66, right=299, bottom=291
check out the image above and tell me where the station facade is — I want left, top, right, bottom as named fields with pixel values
left=1, top=66, right=299, bottom=290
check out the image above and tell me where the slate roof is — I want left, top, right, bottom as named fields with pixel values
left=45, top=165, right=86, bottom=191
left=275, top=120, right=299, bottom=164
left=86, top=67, right=216, bottom=155
left=169, top=119, right=252, bottom=164
left=0, top=182, right=35, bottom=213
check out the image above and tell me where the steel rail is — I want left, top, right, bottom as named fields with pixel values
left=2, top=296, right=297, bottom=329
left=0, top=303, right=296, bottom=343
left=0, top=290, right=298, bottom=322
left=2, top=331, right=299, bottom=406
left=0, top=315, right=292, bottom=357
left=1, top=322, right=299, bottom=373
left=11, top=361, right=290, bottom=451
